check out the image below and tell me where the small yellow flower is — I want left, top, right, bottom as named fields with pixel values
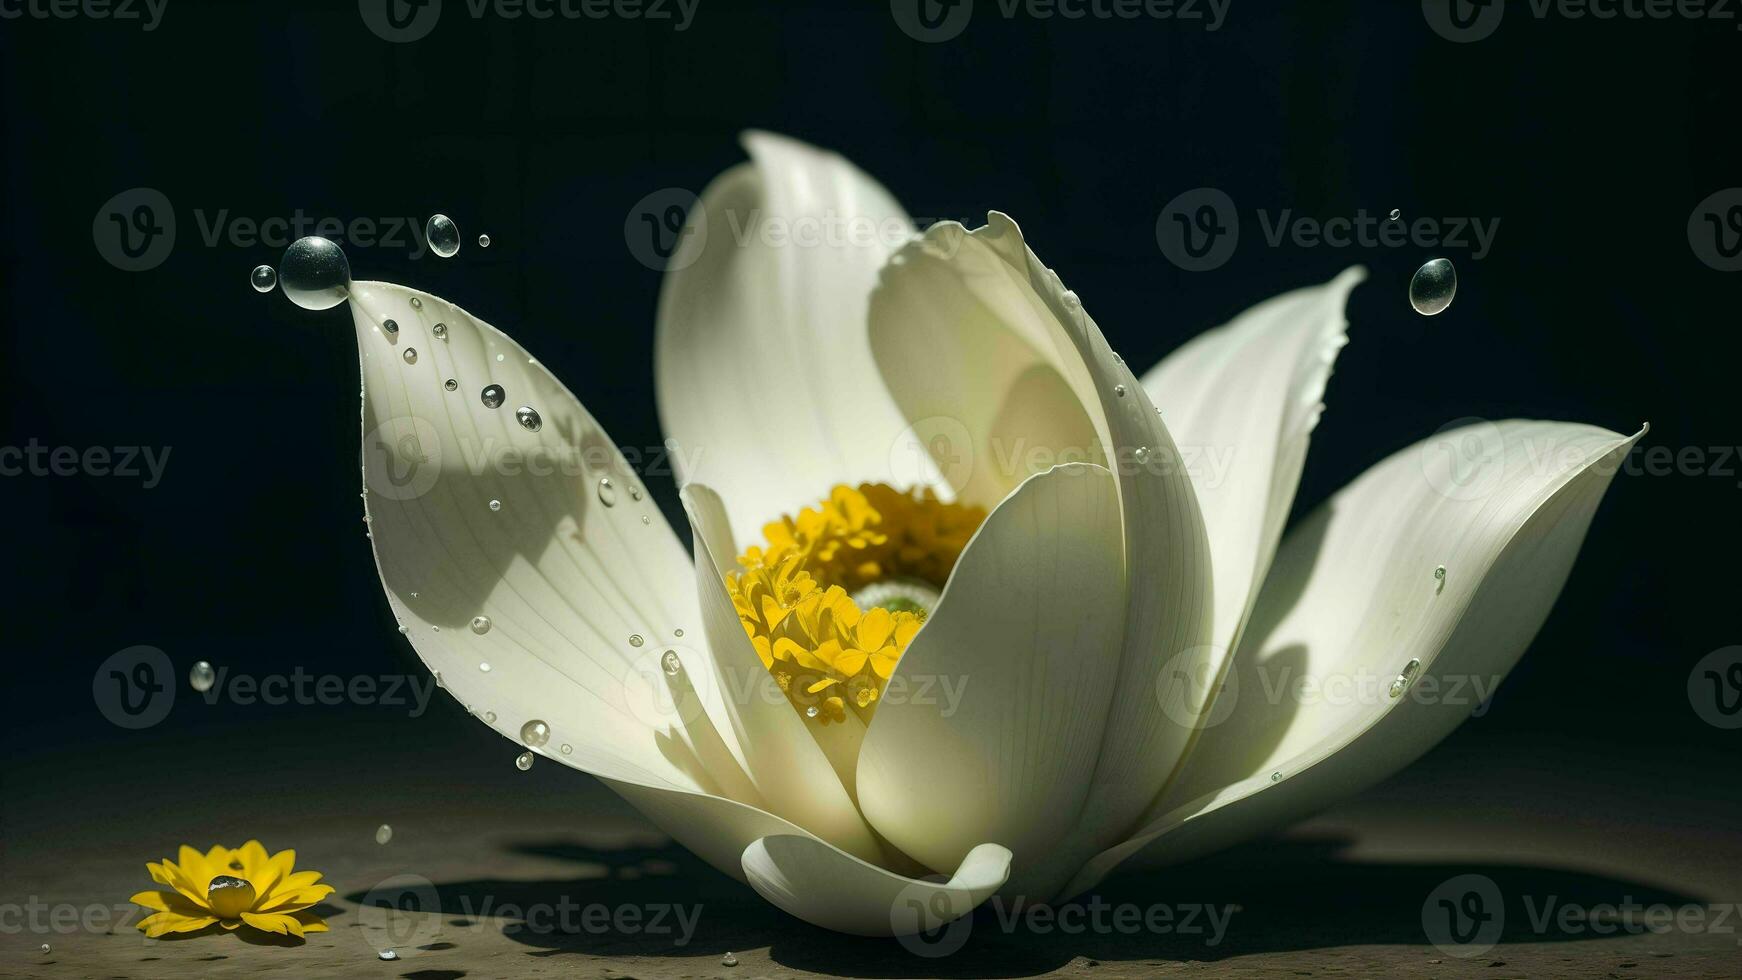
left=131, top=841, right=333, bottom=940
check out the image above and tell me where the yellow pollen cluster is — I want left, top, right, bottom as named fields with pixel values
left=727, top=484, right=986, bottom=724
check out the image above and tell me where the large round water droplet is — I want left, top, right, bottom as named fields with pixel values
left=250, top=264, right=277, bottom=293
left=515, top=751, right=534, bottom=771
left=375, top=824, right=393, bottom=845
left=382, top=318, right=399, bottom=335
left=520, top=719, right=550, bottom=747
left=279, top=236, right=352, bottom=311
left=470, top=615, right=491, bottom=634
left=515, top=406, right=542, bottom=432
left=480, top=384, right=505, bottom=409
left=402, top=348, right=418, bottom=364
left=426, top=214, right=461, bottom=258
left=444, top=378, right=458, bottom=391
left=1409, top=258, right=1458, bottom=316
left=189, top=661, right=215, bottom=693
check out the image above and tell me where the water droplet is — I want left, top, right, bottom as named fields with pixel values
left=1062, top=290, right=1081, bottom=309
left=378, top=949, right=399, bottom=961
left=1388, top=677, right=1407, bottom=698
left=1433, top=565, right=1447, bottom=595
left=40, top=944, right=50, bottom=954
left=432, top=670, right=443, bottom=688
left=1270, top=771, right=1282, bottom=782
left=409, top=297, right=422, bottom=310
left=477, top=233, right=492, bottom=248
left=250, top=264, right=277, bottom=293
left=426, top=214, right=461, bottom=258
left=444, top=378, right=458, bottom=391
left=402, top=347, right=418, bottom=364
left=1408, top=258, right=1458, bottom=316
left=484, top=710, right=497, bottom=723
left=662, top=650, right=682, bottom=675
left=673, top=628, right=684, bottom=638
left=515, top=406, right=542, bottom=431
left=375, top=824, right=393, bottom=845
left=1114, top=384, right=1127, bottom=398
left=433, top=323, right=449, bottom=343
left=488, top=499, right=502, bottom=512
left=382, top=318, right=399, bottom=335
left=480, top=384, right=505, bottom=409
left=560, top=743, right=573, bottom=755
left=397, top=625, right=408, bottom=635
left=640, top=515, right=650, bottom=525
left=804, top=705, right=820, bottom=719
left=1388, top=208, right=1402, bottom=221
left=722, top=952, right=739, bottom=967
left=189, top=661, right=215, bottom=693
left=1134, top=446, right=1151, bottom=464
left=520, top=719, right=550, bottom=747
left=478, top=662, right=492, bottom=673
left=515, top=751, right=533, bottom=771
left=629, top=486, right=644, bottom=502
left=598, top=477, right=618, bottom=506
left=470, top=615, right=492, bottom=635
left=628, top=633, right=644, bottom=647
left=279, top=236, right=352, bottom=310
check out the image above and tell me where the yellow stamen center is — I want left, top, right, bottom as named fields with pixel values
left=728, top=484, right=985, bottom=724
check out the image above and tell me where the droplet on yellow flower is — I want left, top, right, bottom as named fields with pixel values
left=205, top=875, right=256, bottom=920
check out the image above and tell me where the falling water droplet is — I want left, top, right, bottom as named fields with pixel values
left=477, top=233, right=492, bottom=248
left=598, top=478, right=618, bottom=506
left=432, top=322, right=448, bottom=340
left=250, top=264, right=277, bottom=293
left=1408, top=258, right=1458, bottom=316
left=488, top=499, right=502, bottom=512
left=662, top=650, right=682, bottom=675
left=1433, top=565, right=1447, bottom=595
left=375, top=824, right=393, bottom=845
left=480, top=384, right=505, bottom=409
left=426, top=214, right=461, bottom=258
left=378, top=949, right=399, bottom=961
left=278, top=236, right=352, bottom=310
left=189, top=661, right=215, bottom=693
left=444, top=378, right=458, bottom=392
left=1388, top=208, right=1401, bottom=221
left=402, top=348, right=418, bottom=364
left=722, top=952, right=739, bottom=967
left=515, top=751, right=534, bottom=771
left=628, top=633, right=644, bottom=647
left=1114, top=384, right=1127, bottom=398
left=382, top=318, right=399, bottom=335
left=520, top=719, right=550, bottom=747
left=515, top=406, right=542, bottom=431
left=470, top=615, right=492, bottom=635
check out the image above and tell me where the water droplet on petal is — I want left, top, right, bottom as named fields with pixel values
left=375, top=824, right=393, bottom=845
left=470, top=615, right=492, bottom=635
left=432, top=322, right=448, bottom=340
left=1409, top=258, right=1458, bottom=316
left=382, top=318, right=399, bottom=336
left=560, top=743, right=573, bottom=755
left=488, top=499, right=502, bottom=512
left=409, top=297, right=422, bottom=310
left=189, top=661, right=215, bottom=693
left=478, top=662, right=491, bottom=673
left=444, top=378, right=459, bottom=391
left=515, top=751, right=533, bottom=771
left=628, top=633, right=644, bottom=647
left=484, top=710, right=497, bottom=723
left=629, top=486, right=644, bottom=502
left=402, top=347, right=418, bottom=364
left=426, top=214, right=461, bottom=258
left=598, top=478, right=618, bottom=506
left=1114, top=384, right=1127, bottom=398
left=480, top=384, right=505, bottom=409
left=662, top=650, right=682, bottom=675
left=397, top=625, right=408, bottom=635
left=1433, top=565, right=1447, bottom=595
left=520, top=719, right=550, bottom=747
left=1270, top=771, right=1282, bottom=782
left=516, top=406, right=542, bottom=431
left=279, top=236, right=351, bottom=310
left=250, top=264, right=277, bottom=293
left=673, top=628, right=684, bottom=638
left=477, top=233, right=492, bottom=248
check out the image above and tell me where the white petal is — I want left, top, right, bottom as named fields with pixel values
left=679, top=483, right=885, bottom=863
left=857, top=462, right=1127, bottom=897
left=1140, top=267, right=1365, bottom=657
left=868, top=214, right=1216, bottom=886
left=350, top=281, right=708, bottom=791
left=655, top=131, right=935, bottom=547
left=743, top=835, right=1011, bottom=937
left=1062, top=419, right=1643, bottom=897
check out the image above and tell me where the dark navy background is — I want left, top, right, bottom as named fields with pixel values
left=1, top=1, right=1735, bottom=765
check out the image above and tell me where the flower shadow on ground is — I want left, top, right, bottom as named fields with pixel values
left=360, top=835, right=1698, bottom=978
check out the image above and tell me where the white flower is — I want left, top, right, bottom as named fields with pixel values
left=345, top=132, right=1641, bottom=936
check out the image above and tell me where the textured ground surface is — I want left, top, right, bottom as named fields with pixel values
left=3, top=710, right=1737, bottom=979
